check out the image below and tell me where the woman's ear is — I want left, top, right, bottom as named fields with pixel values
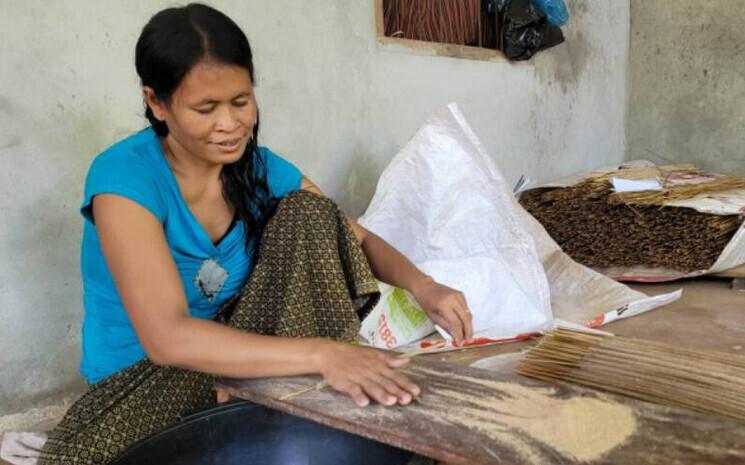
left=142, top=86, right=166, bottom=121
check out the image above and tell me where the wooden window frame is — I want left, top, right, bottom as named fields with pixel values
left=374, top=0, right=506, bottom=62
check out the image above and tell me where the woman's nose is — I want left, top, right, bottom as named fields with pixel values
left=214, top=105, right=240, bottom=132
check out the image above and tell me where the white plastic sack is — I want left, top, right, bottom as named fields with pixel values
left=359, top=103, right=554, bottom=345
left=1, top=432, right=46, bottom=465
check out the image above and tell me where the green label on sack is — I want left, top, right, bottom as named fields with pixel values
left=388, top=288, right=428, bottom=338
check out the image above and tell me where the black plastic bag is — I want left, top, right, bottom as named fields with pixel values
left=501, top=0, right=565, bottom=61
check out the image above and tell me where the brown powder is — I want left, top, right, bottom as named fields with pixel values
left=411, top=366, right=637, bottom=462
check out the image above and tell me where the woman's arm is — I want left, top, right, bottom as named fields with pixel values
left=92, top=193, right=419, bottom=407
left=301, top=178, right=473, bottom=342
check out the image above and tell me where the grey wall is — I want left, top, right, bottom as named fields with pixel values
left=629, top=1, right=745, bottom=174
left=0, top=0, right=629, bottom=419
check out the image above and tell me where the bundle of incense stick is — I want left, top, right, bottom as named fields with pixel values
left=383, top=0, right=497, bottom=49
left=519, top=165, right=744, bottom=272
left=517, top=329, right=745, bottom=422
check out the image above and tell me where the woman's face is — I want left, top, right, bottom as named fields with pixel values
left=145, top=59, right=257, bottom=165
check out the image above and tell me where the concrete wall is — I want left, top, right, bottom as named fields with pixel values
left=0, top=0, right=628, bottom=419
left=629, top=1, right=745, bottom=174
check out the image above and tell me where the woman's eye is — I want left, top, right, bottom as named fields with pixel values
left=233, top=100, right=248, bottom=107
left=195, top=107, right=214, bottom=114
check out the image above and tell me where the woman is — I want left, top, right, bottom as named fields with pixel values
left=39, top=4, right=472, bottom=464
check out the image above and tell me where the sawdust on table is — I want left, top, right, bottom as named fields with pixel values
left=411, top=366, right=637, bottom=463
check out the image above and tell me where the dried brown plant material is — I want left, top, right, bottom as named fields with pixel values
left=520, top=173, right=743, bottom=272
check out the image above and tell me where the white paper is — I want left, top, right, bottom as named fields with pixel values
left=611, top=177, right=663, bottom=193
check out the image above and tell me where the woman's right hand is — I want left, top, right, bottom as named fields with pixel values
left=315, top=341, right=420, bottom=407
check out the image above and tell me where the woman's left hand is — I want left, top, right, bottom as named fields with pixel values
left=411, top=278, right=473, bottom=344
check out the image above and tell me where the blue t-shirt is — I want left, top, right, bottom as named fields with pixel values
left=80, top=127, right=302, bottom=384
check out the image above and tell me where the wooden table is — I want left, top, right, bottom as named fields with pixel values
left=713, top=263, right=745, bottom=279
left=217, top=278, right=745, bottom=464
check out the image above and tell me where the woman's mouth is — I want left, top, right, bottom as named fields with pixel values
left=214, top=137, right=243, bottom=152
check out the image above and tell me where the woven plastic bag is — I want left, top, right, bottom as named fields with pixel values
left=359, top=103, right=554, bottom=347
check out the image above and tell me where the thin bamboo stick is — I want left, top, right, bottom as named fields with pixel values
left=518, top=329, right=745, bottom=422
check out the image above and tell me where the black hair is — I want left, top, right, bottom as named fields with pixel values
left=135, top=3, right=273, bottom=252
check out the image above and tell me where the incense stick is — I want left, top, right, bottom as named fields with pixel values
left=518, top=329, right=745, bottom=422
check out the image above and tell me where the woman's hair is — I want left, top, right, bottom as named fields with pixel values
left=135, top=3, right=273, bottom=252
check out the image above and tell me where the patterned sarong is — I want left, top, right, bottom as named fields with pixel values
left=38, top=190, right=381, bottom=464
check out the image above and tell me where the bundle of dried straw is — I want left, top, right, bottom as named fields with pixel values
left=518, top=329, right=745, bottom=422
left=553, top=164, right=745, bottom=206
left=519, top=165, right=744, bottom=272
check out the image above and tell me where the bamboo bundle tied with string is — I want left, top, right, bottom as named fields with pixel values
left=517, top=329, right=745, bottom=422
left=519, top=164, right=745, bottom=272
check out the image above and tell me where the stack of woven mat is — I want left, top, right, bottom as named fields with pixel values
left=519, top=164, right=745, bottom=273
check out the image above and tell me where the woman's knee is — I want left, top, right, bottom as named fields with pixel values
left=265, top=190, right=343, bottom=238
